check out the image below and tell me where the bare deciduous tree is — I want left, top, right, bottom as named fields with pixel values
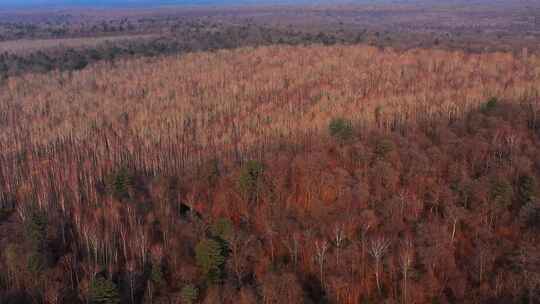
left=314, top=240, right=329, bottom=286
left=399, top=238, right=414, bottom=304
left=446, top=204, right=466, bottom=243
left=370, top=236, right=391, bottom=294
left=334, top=224, right=345, bottom=267
left=283, top=232, right=300, bottom=269
left=517, top=243, right=540, bottom=304
left=228, top=231, right=253, bottom=285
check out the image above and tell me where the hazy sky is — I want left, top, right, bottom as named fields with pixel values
left=2, top=0, right=505, bottom=9
left=4, top=0, right=215, bottom=7
left=1, top=0, right=336, bottom=8
left=2, top=0, right=389, bottom=9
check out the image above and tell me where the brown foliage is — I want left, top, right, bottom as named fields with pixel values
left=1, top=45, right=540, bottom=303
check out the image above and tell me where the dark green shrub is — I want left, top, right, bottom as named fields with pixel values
left=238, top=160, right=264, bottom=201
left=518, top=175, right=537, bottom=206
left=26, top=252, right=46, bottom=275
left=106, top=168, right=132, bottom=199
left=329, top=118, right=353, bottom=142
left=481, top=97, right=499, bottom=113
left=195, top=239, right=226, bottom=284
left=375, top=139, right=395, bottom=158
left=490, top=177, right=513, bottom=208
left=24, top=209, right=48, bottom=252
left=150, top=262, right=164, bottom=287
left=520, top=200, right=540, bottom=230
left=88, top=277, right=121, bottom=304
left=180, top=284, right=199, bottom=304
left=210, top=218, right=233, bottom=240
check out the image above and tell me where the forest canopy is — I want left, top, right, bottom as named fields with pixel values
left=1, top=41, right=540, bottom=303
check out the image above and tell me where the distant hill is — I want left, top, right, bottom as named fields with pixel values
left=0, top=0, right=325, bottom=9
left=0, top=0, right=531, bottom=9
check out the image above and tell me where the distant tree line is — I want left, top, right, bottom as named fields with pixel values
left=0, top=22, right=372, bottom=79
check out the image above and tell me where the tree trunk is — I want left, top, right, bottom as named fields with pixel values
left=451, top=219, right=457, bottom=243
left=375, top=259, right=382, bottom=294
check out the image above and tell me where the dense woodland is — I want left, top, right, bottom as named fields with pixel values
left=0, top=21, right=372, bottom=79
left=2, top=2, right=540, bottom=80
left=0, top=44, right=540, bottom=303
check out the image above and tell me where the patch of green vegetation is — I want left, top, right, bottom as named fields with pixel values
left=375, top=139, right=395, bottom=158
left=195, top=238, right=226, bottom=284
left=24, top=209, right=48, bottom=251
left=106, top=167, right=133, bottom=200
left=518, top=174, right=537, bottom=206
left=210, top=217, right=233, bottom=240
left=180, top=284, right=199, bottom=304
left=27, top=251, right=46, bottom=275
left=481, top=97, right=499, bottom=113
left=238, top=160, right=265, bottom=202
left=491, top=177, right=513, bottom=208
left=150, top=262, right=164, bottom=287
left=88, top=277, right=121, bottom=304
left=329, top=117, right=354, bottom=142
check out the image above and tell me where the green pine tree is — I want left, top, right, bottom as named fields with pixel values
left=210, top=218, right=233, bottom=240
left=491, top=177, right=513, bottom=208
left=180, top=284, right=199, bottom=304
left=88, top=277, right=121, bottom=304
left=150, top=262, right=164, bottom=287
left=518, top=175, right=537, bottom=205
left=329, top=117, right=353, bottom=142
left=238, top=160, right=265, bottom=202
left=107, top=167, right=132, bottom=199
left=24, top=209, right=48, bottom=252
left=195, top=239, right=225, bottom=284
left=26, top=251, right=45, bottom=275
